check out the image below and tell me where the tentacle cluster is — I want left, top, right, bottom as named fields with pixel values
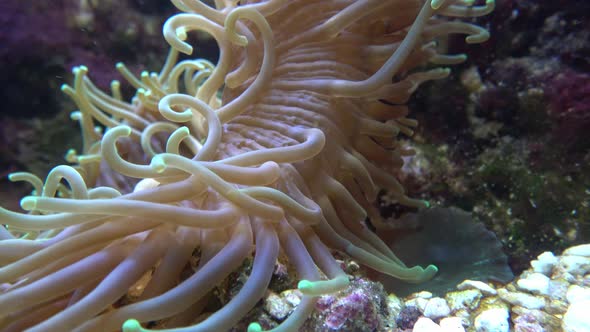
left=0, top=0, right=493, bottom=331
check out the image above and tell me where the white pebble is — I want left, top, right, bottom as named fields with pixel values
left=446, top=289, right=482, bottom=312
left=387, top=294, right=404, bottom=318
left=413, top=317, right=442, bottom=332
left=457, top=280, right=497, bottom=296
left=263, top=292, right=291, bottom=320
left=282, top=289, right=302, bottom=307
left=517, top=272, right=550, bottom=295
left=424, top=297, right=451, bottom=320
left=566, top=285, right=590, bottom=304
left=440, top=317, right=466, bottom=332
left=414, top=291, right=434, bottom=299
left=563, top=244, right=590, bottom=257
left=498, top=289, right=546, bottom=310
left=531, top=251, right=557, bottom=275
left=558, top=256, right=590, bottom=276
left=405, top=297, right=429, bottom=313
left=474, top=308, right=510, bottom=332
left=549, top=279, right=570, bottom=301
left=563, top=300, right=590, bottom=332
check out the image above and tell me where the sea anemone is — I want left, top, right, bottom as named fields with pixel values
left=0, top=0, right=493, bottom=330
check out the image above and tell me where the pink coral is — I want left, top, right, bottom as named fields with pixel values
left=316, top=279, right=386, bottom=331
left=547, top=70, right=590, bottom=148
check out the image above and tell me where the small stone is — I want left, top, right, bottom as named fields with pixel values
left=413, top=317, right=442, bottom=332
left=566, top=285, right=590, bottom=304
left=264, top=291, right=292, bottom=320
left=548, top=279, right=569, bottom=301
left=423, top=297, right=451, bottom=320
left=474, top=308, right=510, bottom=332
left=517, top=272, right=550, bottom=295
left=512, top=306, right=562, bottom=330
left=557, top=256, right=590, bottom=276
left=531, top=251, right=557, bottom=275
left=446, top=289, right=483, bottom=312
left=405, top=297, right=429, bottom=313
left=513, top=314, right=544, bottom=332
left=546, top=299, right=569, bottom=315
left=498, top=289, right=546, bottom=310
left=281, top=289, right=302, bottom=307
left=396, top=306, right=422, bottom=330
left=453, top=309, right=471, bottom=323
left=127, top=270, right=152, bottom=298
left=563, top=244, right=590, bottom=257
left=505, top=284, right=518, bottom=292
left=345, top=260, right=360, bottom=274
left=413, top=291, right=434, bottom=299
left=478, top=295, right=509, bottom=311
left=461, top=66, right=484, bottom=93
left=387, top=293, right=404, bottom=318
left=318, top=284, right=384, bottom=331
left=556, top=272, right=578, bottom=284
left=563, top=300, right=590, bottom=332
left=457, top=280, right=497, bottom=295
left=440, top=317, right=466, bottom=332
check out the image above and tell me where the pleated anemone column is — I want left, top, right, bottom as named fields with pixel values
left=0, top=0, right=493, bottom=331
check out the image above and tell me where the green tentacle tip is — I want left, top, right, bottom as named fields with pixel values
left=431, top=0, right=445, bottom=10
left=70, top=111, right=82, bottom=121
left=231, top=34, right=248, bottom=47
left=73, top=65, right=88, bottom=75
left=151, top=156, right=167, bottom=173
left=175, top=27, right=188, bottom=40
left=297, top=279, right=313, bottom=292
left=178, top=126, right=190, bottom=134
left=423, top=200, right=431, bottom=208
left=238, top=36, right=248, bottom=46
left=122, top=319, right=143, bottom=332
left=123, top=126, right=133, bottom=136
left=466, top=32, right=490, bottom=44
left=427, top=264, right=439, bottom=274
left=424, top=264, right=439, bottom=280
left=406, top=264, right=439, bottom=283
left=417, top=264, right=438, bottom=282
left=20, top=197, right=37, bottom=211
left=248, top=323, right=263, bottom=332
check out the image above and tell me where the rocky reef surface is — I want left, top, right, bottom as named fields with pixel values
left=255, top=243, right=590, bottom=331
